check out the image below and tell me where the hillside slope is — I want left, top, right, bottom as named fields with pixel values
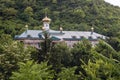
left=0, top=0, right=120, bottom=37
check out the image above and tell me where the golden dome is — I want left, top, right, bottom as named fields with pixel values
left=42, top=16, right=51, bottom=22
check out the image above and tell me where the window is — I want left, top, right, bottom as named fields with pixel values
left=88, top=36, right=92, bottom=39
left=72, top=36, right=77, bottom=38
left=80, top=36, right=84, bottom=39
left=38, top=34, right=42, bottom=38
left=27, top=35, right=31, bottom=38
left=97, top=36, right=101, bottom=39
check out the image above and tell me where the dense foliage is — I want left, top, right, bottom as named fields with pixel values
left=0, top=34, right=120, bottom=80
left=10, top=61, right=54, bottom=80
left=0, top=0, right=120, bottom=80
left=0, top=0, right=120, bottom=37
left=9, top=40, right=120, bottom=80
left=0, top=34, right=36, bottom=79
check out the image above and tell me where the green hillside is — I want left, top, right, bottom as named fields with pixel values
left=0, top=0, right=120, bottom=80
left=0, top=0, right=120, bottom=37
left=0, top=0, right=120, bottom=36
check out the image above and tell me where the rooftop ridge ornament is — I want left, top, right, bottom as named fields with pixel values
left=25, top=24, right=28, bottom=29
left=91, top=27, right=94, bottom=35
left=60, top=27, right=63, bottom=33
left=25, top=24, right=28, bottom=33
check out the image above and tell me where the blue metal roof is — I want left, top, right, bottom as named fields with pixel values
left=15, top=29, right=106, bottom=41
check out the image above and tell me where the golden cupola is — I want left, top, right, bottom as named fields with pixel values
left=42, top=16, right=51, bottom=30
left=42, top=16, right=51, bottom=22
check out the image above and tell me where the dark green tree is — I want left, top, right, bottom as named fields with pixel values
left=57, top=67, right=80, bottom=80
left=82, top=59, right=120, bottom=80
left=107, top=37, right=120, bottom=52
left=10, top=61, right=54, bottom=80
left=95, top=40, right=120, bottom=61
left=0, top=34, right=36, bottom=80
left=71, top=39, right=92, bottom=66
left=48, top=43, right=72, bottom=72
left=38, top=31, right=52, bottom=62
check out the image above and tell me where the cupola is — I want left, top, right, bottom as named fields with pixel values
left=42, top=16, right=51, bottom=30
left=42, top=16, right=51, bottom=22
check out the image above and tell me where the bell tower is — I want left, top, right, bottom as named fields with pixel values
left=42, top=16, right=51, bottom=30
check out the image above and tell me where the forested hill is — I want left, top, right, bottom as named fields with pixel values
left=1, top=1, right=120, bottom=80
left=0, top=0, right=120, bottom=37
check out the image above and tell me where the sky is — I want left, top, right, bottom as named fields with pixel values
left=104, top=0, right=120, bottom=7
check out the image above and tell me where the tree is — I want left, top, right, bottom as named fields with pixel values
left=23, top=6, right=34, bottom=22
left=0, top=34, right=35, bottom=80
left=24, top=6, right=33, bottom=17
left=2, top=8, right=18, bottom=19
left=38, top=31, right=52, bottom=62
left=57, top=67, right=80, bottom=80
left=107, top=37, right=120, bottom=52
left=71, top=39, right=92, bottom=66
left=82, top=59, right=120, bottom=80
left=95, top=40, right=120, bottom=61
left=41, top=32, right=52, bottom=54
left=10, top=61, right=54, bottom=80
left=48, top=43, right=72, bottom=72
left=73, top=9, right=86, bottom=18
left=52, top=0, right=57, bottom=3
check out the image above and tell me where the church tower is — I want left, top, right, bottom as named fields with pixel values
left=42, top=16, right=51, bottom=30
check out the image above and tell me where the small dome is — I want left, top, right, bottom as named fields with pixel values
left=42, top=16, right=51, bottom=22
